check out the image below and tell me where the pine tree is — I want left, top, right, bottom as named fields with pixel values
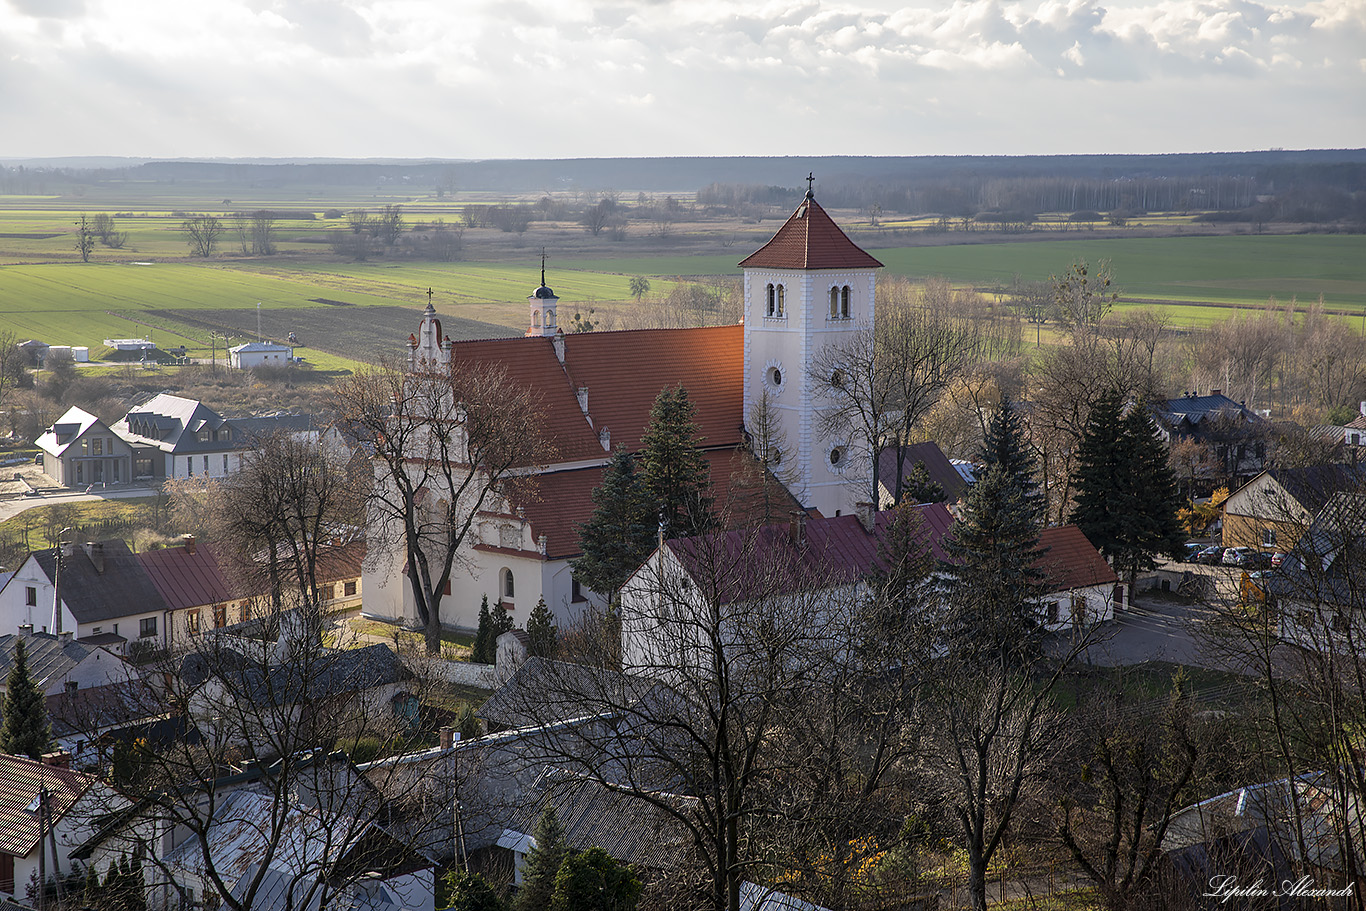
left=978, top=398, right=1042, bottom=522
left=472, top=595, right=495, bottom=664
left=515, top=805, right=569, bottom=911
left=445, top=870, right=505, bottom=911
left=526, top=597, right=558, bottom=658
left=572, top=447, right=657, bottom=601
left=1, top=639, right=52, bottom=760
left=639, top=385, right=713, bottom=538
left=1072, top=391, right=1185, bottom=590
left=866, top=501, right=935, bottom=661
left=940, top=464, right=1046, bottom=665
left=900, top=460, right=946, bottom=505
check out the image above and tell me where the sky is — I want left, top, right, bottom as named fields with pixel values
left=1, top=0, right=1363, bottom=160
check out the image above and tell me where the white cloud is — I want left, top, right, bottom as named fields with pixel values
left=0, top=0, right=1360, bottom=158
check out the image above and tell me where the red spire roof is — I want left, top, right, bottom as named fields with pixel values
left=738, top=194, right=883, bottom=271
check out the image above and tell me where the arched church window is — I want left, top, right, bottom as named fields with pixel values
left=766, top=284, right=776, bottom=317
left=840, top=286, right=851, bottom=319
left=502, top=568, right=515, bottom=600
left=830, top=287, right=840, bottom=318
left=776, top=285, right=785, bottom=317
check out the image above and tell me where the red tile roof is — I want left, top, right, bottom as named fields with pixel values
left=563, top=326, right=744, bottom=454
left=518, top=448, right=778, bottom=561
left=1035, top=526, right=1118, bottom=592
left=445, top=326, right=744, bottom=465
left=139, top=542, right=236, bottom=611
left=738, top=195, right=884, bottom=271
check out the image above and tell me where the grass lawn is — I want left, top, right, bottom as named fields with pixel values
left=346, top=617, right=476, bottom=660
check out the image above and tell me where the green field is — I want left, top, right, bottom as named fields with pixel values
left=575, top=234, right=1366, bottom=325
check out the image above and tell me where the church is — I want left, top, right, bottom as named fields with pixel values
left=360, top=187, right=885, bottom=632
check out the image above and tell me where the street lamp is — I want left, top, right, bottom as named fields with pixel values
left=51, top=527, right=72, bottom=636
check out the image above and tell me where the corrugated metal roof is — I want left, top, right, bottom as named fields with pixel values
left=0, top=634, right=93, bottom=692
left=0, top=754, right=94, bottom=857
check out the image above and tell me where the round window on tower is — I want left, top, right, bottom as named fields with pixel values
left=829, top=446, right=846, bottom=468
left=830, top=369, right=845, bottom=389
left=769, top=367, right=782, bottom=387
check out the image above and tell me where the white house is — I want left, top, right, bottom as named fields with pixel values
left=0, top=631, right=134, bottom=698
left=228, top=340, right=294, bottom=369
left=34, top=407, right=135, bottom=488
left=362, top=189, right=880, bottom=633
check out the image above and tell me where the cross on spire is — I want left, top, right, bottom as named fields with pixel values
left=426, top=288, right=433, bottom=305
left=541, top=248, right=547, bottom=287
left=805, top=172, right=815, bottom=199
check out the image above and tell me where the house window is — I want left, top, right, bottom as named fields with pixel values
left=203, top=455, right=210, bottom=474
left=135, top=457, right=153, bottom=477
left=1047, top=602, right=1061, bottom=624
left=186, top=458, right=193, bottom=477
left=197, top=430, right=210, bottom=442
left=343, top=581, right=357, bottom=596
left=502, top=568, right=515, bottom=601
left=0, top=851, right=12, bottom=894
left=92, top=437, right=103, bottom=456
left=223, top=454, right=229, bottom=473
left=214, top=604, right=227, bottom=628
left=572, top=577, right=586, bottom=603
left=25, top=587, right=36, bottom=607
left=766, top=283, right=776, bottom=317
left=76, top=462, right=84, bottom=484
left=221, top=428, right=230, bottom=441
left=139, top=616, right=157, bottom=639
left=186, top=611, right=200, bottom=635
left=1262, top=528, right=1276, bottom=547
left=1353, top=433, right=1361, bottom=445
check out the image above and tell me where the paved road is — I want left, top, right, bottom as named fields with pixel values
left=0, top=484, right=159, bottom=523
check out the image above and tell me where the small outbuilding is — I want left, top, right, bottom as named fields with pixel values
left=229, top=341, right=293, bottom=369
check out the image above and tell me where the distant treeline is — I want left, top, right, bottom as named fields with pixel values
left=2, top=151, right=1364, bottom=221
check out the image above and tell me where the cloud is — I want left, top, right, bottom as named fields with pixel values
left=0, top=0, right=1359, bottom=158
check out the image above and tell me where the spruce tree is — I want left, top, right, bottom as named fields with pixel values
left=1, top=639, right=51, bottom=760
left=639, top=384, right=713, bottom=538
left=572, top=447, right=657, bottom=601
left=471, top=595, right=495, bottom=664
left=978, top=398, right=1042, bottom=522
left=1072, top=391, right=1185, bottom=590
left=445, top=869, right=505, bottom=911
left=515, top=805, right=569, bottom=911
left=525, top=597, right=558, bottom=659
left=550, top=847, right=641, bottom=911
left=939, top=464, right=1046, bottom=665
left=900, top=460, right=946, bottom=505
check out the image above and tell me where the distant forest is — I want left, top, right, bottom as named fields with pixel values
left=3, top=150, right=1364, bottom=224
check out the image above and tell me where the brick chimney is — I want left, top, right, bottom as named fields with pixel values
left=182, top=534, right=197, bottom=556
left=40, top=750, right=71, bottom=769
left=855, top=502, right=876, bottom=533
left=788, top=514, right=807, bottom=547
left=84, top=541, right=105, bottom=575
left=439, top=726, right=458, bottom=750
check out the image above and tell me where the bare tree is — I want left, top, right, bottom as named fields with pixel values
left=250, top=210, right=278, bottom=255
left=181, top=215, right=223, bottom=258
left=75, top=214, right=96, bottom=262
left=378, top=204, right=405, bottom=248
left=0, top=329, right=22, bottom=416
left=333, top=359, right=550, bottom=654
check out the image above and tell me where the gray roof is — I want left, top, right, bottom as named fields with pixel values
left=1261, top=464, right=1366, bottom=516
left=34, top=406, right=104, bottom=458
left=1267, top=492, right=1366, bottom=608
left=229, top=341, right=292, bottom=353
left=181, top=642, right=410, bottom=707
left=114, top=393, right=228, bottom=453
left=1159, top=393, right=1263, bottom=425
left=0, top=633, right=93, bottom=690
left=480, top=657, right=646, bottom=731
left=31, top=540, right=169, bottom=625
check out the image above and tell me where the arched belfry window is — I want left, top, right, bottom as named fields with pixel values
left=776, top=284, right=785, bottom=317
left=766, top=284, right=776, bottom=317
left=546, top=309, right=556, bottom=327
left=840, top=285, right=851, bottom=319
left=829, top=287, right=840, bottom=318
left=533, top=311, right=541, bottom=328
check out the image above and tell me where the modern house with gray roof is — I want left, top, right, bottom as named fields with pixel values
left=33, top=407, right=134, bottom=489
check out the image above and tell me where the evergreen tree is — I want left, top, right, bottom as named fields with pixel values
left=1, top=639, right=51, bottom=759
left=639, top=385, right=713, bottom=538
left=472, top=595, right=495, bottom=664
left=525, top=597, right=558, bottom=659
left=900, top=460, right=946, bottom=505
left=514, top=805, right=569, bottom=911
left=978, top=398, right=1042, bottom=522
left=866, top=501, right=935, bottom=662
left=492, top=601, right=515, bottom=640
left=1072, top=391, right=1186, bottom=590
left=445, top=870, right=505, bottom=911
left=550, top=847, right=641, bottom=911
left=572, top=447, right=657, bottom=601
left=940, top=465, right=1046, bottom=665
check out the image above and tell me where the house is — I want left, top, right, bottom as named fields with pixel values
left=363, top=189, right=882, bottom=633
left=0, top=536, right=366, bottom=654
left=1222, top=464, right=1366, bottom=553
left=1155, top=392, right=1268, bottom=488
left=228, top=340, right=294, bottom=369
left=1268, top=491, right=1366, bottom=651
left=0, top=631, right=134, bottom=698
left=34, top=407, right=136, bottom=488
left=876, top=440, right=967, bottom=507
left=0, top=752, right=119, bottom=902
left=110, top=393, right=320, bottom=483
left=617, top=505, right=1120, bottom=672
left=0, top=540, right=167, bottom=652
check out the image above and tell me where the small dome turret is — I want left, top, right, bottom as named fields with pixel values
left=534, top=284, right=556, bottom=299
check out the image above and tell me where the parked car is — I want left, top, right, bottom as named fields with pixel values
left=1271, top=552, right=1287, bottom=567
left=1196, top=545, right=1227, bottom=565
left=1223, top=547, right=1255, bottom=566
left=1183, top=543, right=1205, bottom=562
left=1244, top=551, right=1273, bottom=569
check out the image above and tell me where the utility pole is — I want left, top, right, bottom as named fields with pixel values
left=51, top=526, right=71, bottom=636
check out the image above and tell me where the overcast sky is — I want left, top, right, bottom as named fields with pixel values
left=2, top=0, right=1362, bottom=160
